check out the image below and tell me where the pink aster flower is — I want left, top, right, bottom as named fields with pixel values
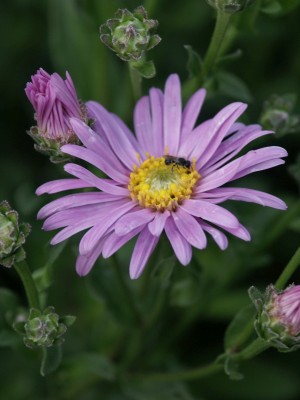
left=25, top=68, right=87, bottom=162
left=36, top=74, right=287, bottom=279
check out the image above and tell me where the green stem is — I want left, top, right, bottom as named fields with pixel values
left=14, top=260, right=40, bottom=309
left=133, top=362, right=222, bottom=383
left=111, top=254, right=144, bottom=326
left=200, top=10, right=231, bottom=84
left=275, top=246, right=300, bottom=290
left=232, top=338, right=270, bottom=361
left=128, top=64, right=142, bottom=101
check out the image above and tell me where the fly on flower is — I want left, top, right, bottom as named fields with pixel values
left=36, top=74, right=287, bottom=279
left=164, top=155, right=192, bottom=169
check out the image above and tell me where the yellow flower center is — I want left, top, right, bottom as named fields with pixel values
left=128, top=154, right=200, bottom=211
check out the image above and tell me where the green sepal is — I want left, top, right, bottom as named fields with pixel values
left=130, top=60, right=156, bottom=79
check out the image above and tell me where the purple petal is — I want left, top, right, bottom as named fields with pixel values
left=180, top=199, right=240, bottom=229
left=69, top=118, right=130, bottom=180
left=180, top=119, right=212, bottom=159
left=37, top=192, right=118, bottom=219
left=50, top=73, right=81, bottom=116
left=181, top=88, right=206, bottom=140
left=62, top=142, right=129, bottom=184
left=76, top=236, right=106, bottom=276
left=196, top=102, right=247, bottom=168
left=202, top=126, right=273, bottom=175
left=149, top=88, right=164, bottom=156
left=114, top=208, right=155, bottom=236
left=165, top=218, right=192, bottom=265
left=197, top=187, right=287, bottom=210
left=200, top=221, right=228, bottom=250
left=134, top=96, right=154, bottom=155
left=86, top=101, right=138, bottom=169
left=195, top=146, right=287, bottom=193
left=43, top=200, right=124, bottom=230
left=64, top=163, right=129, bottom=196
left=148, top=210, right=170, bottom=236
left=129, top=227, right=159, bottom=279
left=221, top=224, right=251, bottom=241
left=163, top=74, right=182, bottom=155
left=36, top=178, right=90, bottom=195
left=172, top=208, right=207, bottom=249
left=102, top=226, right=144, bottom=258
left=79, top=201, right=136, bottom=255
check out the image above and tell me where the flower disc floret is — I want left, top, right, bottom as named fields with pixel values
left=128, top=155, right=200, bottom=211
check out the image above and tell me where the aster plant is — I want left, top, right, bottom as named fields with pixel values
left=36, top=74, right=287, bottom=279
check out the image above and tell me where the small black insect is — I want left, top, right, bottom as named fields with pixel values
left=164, top=155, right=191, bottom=169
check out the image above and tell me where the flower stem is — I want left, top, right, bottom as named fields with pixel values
left=232, top=338, right=270, bottom=361
left=133, top=362, right=222, bottom=383
left=200, top=10, right=231, bottom=84
left=14, top=259, right=40, bottom=309
left=128, top=64, right=142, bottom=101
left=275, top=246, right=300, bottom=290
left=111, top=254, right=144, bottom=326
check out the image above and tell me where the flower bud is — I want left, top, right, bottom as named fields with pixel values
left=100, top=6, right=161, bottom=62
left=19, top=307, right=76, bottom=348
left=0, top=201, right=30, bottom=268
left=249, top=285, right=300, bottom=352
left=260, top=94, right=300, bottom=137
left=25, top=69, right=89, bottom=163
left=206, top=0, right=256, bottom=14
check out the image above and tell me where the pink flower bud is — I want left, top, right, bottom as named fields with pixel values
left=25, top=69, right=88, bottom=162
left=269, top=285, right=300, bottom=335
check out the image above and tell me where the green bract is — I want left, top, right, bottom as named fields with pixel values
left=249, top=285, right=300, bottom=352
left=15, top=307, right=76, bottom=349
left=206, top=0, right=256, bottom=14
left=0, top=201, right=30, bottom=268
left=100, top=6, right=161, bottom=62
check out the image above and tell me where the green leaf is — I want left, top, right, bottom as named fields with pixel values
left=184, top=45, right=202, bottom=79
left=151, top=255, right=176, bottom=288
left=224, top=356, right=244, bottom=380
left=215, top=71, right=253, bottom=102
left=80, top=353, right=115, bottom=381
left=0, top=329, right=20, bottom=347
left=261, top=0, right=300, bottom=15
left=40, top=345, right=62, bottom=376
left=224, top=304, right=256, bottom=352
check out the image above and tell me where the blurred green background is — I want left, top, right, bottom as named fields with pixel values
left=1, top=0, right=300, bottom=399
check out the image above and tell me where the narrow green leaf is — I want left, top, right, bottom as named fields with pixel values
left=216, top=71, right=252, bottom=102
left=184, top=45, right=202, bottom=79
left=224, top=304, right=256, bottom=352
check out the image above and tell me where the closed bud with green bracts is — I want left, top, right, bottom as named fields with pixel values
left=100, top=6, right=161, bottom=62
left=260, top=93, right=300, bottom=137
left=249, top=285, right=300, bottom=352
left=0, top=201, right=30, bottom=268
left=14, top=307, right=76, bottom=349
left=25, top=69, right=90, bottom=163
left=206, top=0, right=256, bottom=14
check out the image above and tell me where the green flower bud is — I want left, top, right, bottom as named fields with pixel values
left=17, top=307, right=76, bottom=349
left=249, top=285, right=300, bottom=352
left=260, top=94, right=300, bottom=137
left=100, top=6, right=161, bottom=62
left=0, top=201, right=30, bottom=268
left=206, top=0, right=256, bottom=14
